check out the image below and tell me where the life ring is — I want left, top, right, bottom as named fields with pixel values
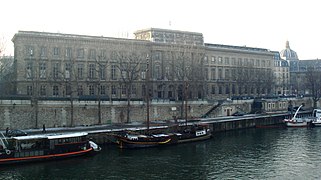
left=5, top=149, right=11, bottom=155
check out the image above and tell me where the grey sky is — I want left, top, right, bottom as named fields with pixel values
left=1, top=0, right=320, bottom=59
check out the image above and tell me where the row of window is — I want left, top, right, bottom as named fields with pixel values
left=209, top=84, right=269, bottom=95
left=26, top=46, right=109, bottom=60
left=204, top=56, right=271, bottom=67
left=204, top=68, right=272, bottom=80
left=25, top=83, right=272, bottom=97
left=25, top=62, right=148, bottom=80
left=26, top=84, right=142, bottom=97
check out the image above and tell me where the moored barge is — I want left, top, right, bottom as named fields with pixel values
left=0, top=132, right=101, bottom=165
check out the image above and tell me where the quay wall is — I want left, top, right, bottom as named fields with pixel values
left=0, top=97, right=314, bottom=130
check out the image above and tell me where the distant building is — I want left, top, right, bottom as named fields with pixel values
left=272, top=51, right=290, bottom=95
left=279, top=40, right=321, bottom=95
left=11, top=28, right=275, bottom=101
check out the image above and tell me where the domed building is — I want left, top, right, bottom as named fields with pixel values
left=280, top=41, right=299, bottom=60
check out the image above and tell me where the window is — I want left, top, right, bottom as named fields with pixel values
left=89, top=49, right=96, bottom=59
left=26, top=46, right=34, bottom=56
left=99, top=65, right=106, bottom=80
left=244, top=58, right=248, bottom=66
left=65, top=63, right=71, bottom=79
left=27, top=86, right=33, bottom=95
left=218, top=69, right=222, bottom=79
left=53, top=86, right=59, bottom=96
left=204, top=56, right=208, bottom=63
left=226, top=85, right=230, bottom=94
left=142, top=85, right=146, bottom=97
left=121, top=69, right=127, bottom=79
left=165, top=66, right=170, bottom=80
left=100, top=85, right=106, bottom=95
left=155, top=65, right=160, bottom=79
left=121, top=85, right=126, bottom=95
left=52, top=63, right=59, bottom=78
left=238, top=58, right=242, bottom=66
left=77, top=64, right=84, bottom=79
left=218, top=57, right=223, bottom=64
left=154, top=52, right=161, bottom=60
left=132, top=85, right=136, bottom=95
left=111, top=51, right=117, bottom=60
left=141, top=71, right=146, bottom=80
left=26, top=62, right=33, bottom=79
left=211, top=85, right=215, bottom=94
left=225, top=69, right=230, bottom=79
left=89, top=64, right=95, bottom=79
left=204, top=68, right=208, bottom=80
left=77, top=48, right=84, bottom=59
left=40, top=85, right=46, bottom=96
left=111, top=65, right=117, bottom=80
left=66, top=47, right=72, bottom=58
left=99, top=50, right=107, bottom=60
left=211, top=68, right=215, bottom=80
left=53, top=47, right=60, bottom=56
left=211, top=56, right=216, bottom=63
left=39, top=62, right=46, bottom=79
left=40, top=47, right=47, bottom=57
left=78, top=85, right=83, bottom=96
left=231, top=58, right=236, bottom=65
left=224, top=57, right=229, bottom=65
left=89, top=85, right=95, bottom=95
left=232, top=84, right=236, bottom=94
left=111, top=85, right=116, bottom=95
left=256, top=59, right=260, bottom=67
left=66, top=85, right=71, bottom=96
left=232, top=69, right=236, bottom=80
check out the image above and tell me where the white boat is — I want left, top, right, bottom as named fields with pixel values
left=283, top=105, right=312, bottom=127
left=312, top=109, right=321, bottom=126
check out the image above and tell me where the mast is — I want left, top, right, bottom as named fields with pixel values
left=184, top=80, right=188, bottom=126
left=146, top=55, right=150, bottom=131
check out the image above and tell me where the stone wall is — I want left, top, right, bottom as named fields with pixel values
left=0, top=98, right=314, bottom=130
left=0, top=100, right=213, bottom=130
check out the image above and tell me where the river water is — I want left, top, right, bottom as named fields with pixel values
left=1, top=127, right=321, bottom=180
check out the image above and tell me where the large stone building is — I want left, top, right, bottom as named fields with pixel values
left=12, top=28, right=275, bottom=101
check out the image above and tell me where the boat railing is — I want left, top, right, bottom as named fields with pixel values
left=0, top=132, right=9, bottom=150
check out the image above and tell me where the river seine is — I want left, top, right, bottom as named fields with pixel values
left=1, top=127, right=321, bottom=180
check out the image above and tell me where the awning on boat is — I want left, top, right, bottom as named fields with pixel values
left=47, top=132, right=88, bottom=139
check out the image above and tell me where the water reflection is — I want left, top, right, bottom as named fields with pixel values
left=1, top=128, right=321, bottom=179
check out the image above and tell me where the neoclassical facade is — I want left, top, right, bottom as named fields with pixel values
left=12, top=28, right=275, bottom=101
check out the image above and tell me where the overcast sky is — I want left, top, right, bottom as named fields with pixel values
left=1, top=0, right=320, bottom=59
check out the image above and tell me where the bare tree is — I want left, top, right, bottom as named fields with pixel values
left=93, top=51, right=109, bottom=124
left=49, top=54, right=79, bottom=127
left=0, top=36, right=6, bottom=56
left=0, top=56, right=14, bottom=96
left=111, top=45, right=146, bottom=123
left=168, top=44, right=205, bottom=123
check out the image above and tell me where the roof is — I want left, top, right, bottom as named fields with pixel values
left=13, top=132, right=88, bottom=141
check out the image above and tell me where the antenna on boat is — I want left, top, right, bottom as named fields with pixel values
left=292, top=104, right=303, bottom=120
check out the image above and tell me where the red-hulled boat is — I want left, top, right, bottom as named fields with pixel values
left=0, top=132, right=101, bottom=165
